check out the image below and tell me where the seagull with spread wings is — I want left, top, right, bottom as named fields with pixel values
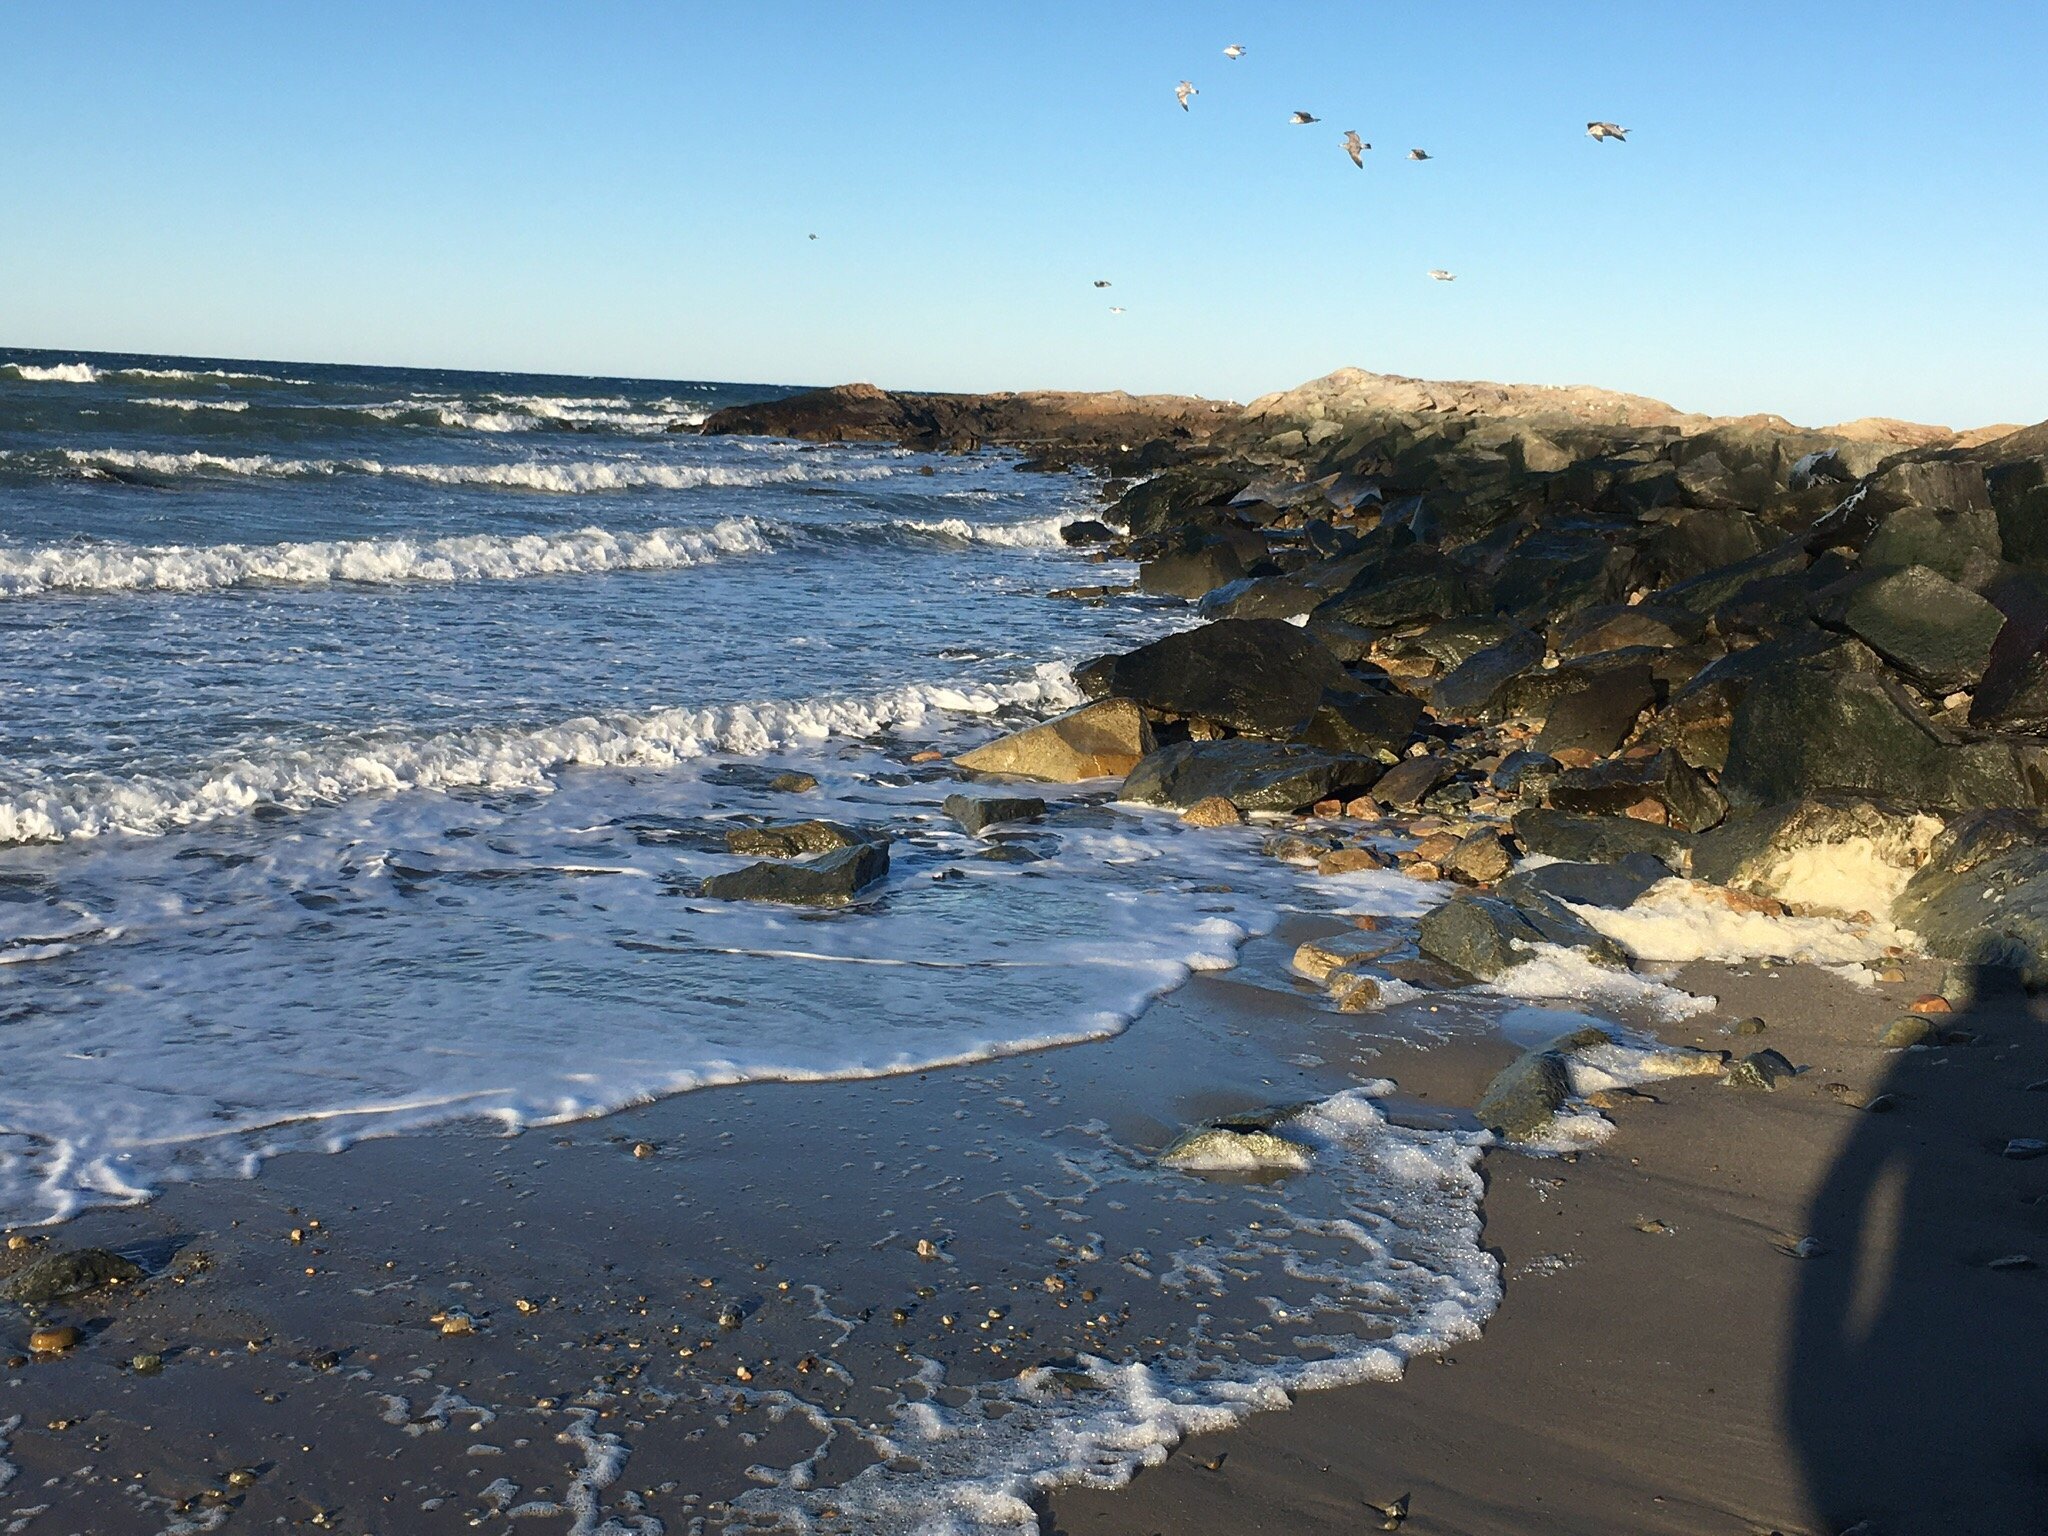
left=1342, top=130, right=1369, bottom=167
left=1224, top=43, right=1246, bottom=59
left=1175, top=80, right=1197, bottom=110
left=1290, top=110, right=1319, bottom=125
left=1587, top=121, right=1629, bottom=142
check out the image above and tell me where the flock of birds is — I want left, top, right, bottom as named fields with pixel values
left=1139, top=43, right=1629, bottom=297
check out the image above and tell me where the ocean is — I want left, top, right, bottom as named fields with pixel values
left=0, top=347, right=1511, bottom=1530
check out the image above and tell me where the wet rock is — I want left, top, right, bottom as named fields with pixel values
left=1723, top=1049, right=1798, bottom=1090
left=726, top=820, right=869, bottom=858
left=1264, top=831, right=1341, bottom=862
left=702, top=842, right=890, bottom=906
left=1862, top=504, right=2001, bottom=589
left=1313, top=552, right=1469, bottom=629
left=1, top=1248, right=144, bottom=1305
left=1371, top=754, right=1452, bottom=811
left=1816, top=564, right=2005, bottom=691
left=28, top=1325, right=79, bottom=1354
left=1491, top=750, right=1561, bottom=799
left=1429, top=630, right=1547, bottom=722
left=1181, top=796, right=1244, bottom=828
left=767, top=771, right=819, bottom=793
left=1122, top=740, right=1381, bottom=814
left=1554, top=602, right=1706, bottom=656
left=1326, top=969, right=1384, bottom=1011
left=1734, top=1016, right=1770, bottom=1036
left=956, top=698, right=1157, bottom=783
left=1159, top=1124, right=1313, bottom=1172
left=1417, top=894, right=1546, bottom=980
left=1497, top=855, right=1667, bottom=910
left=1892, top=811, right=2048, bottom=987
left=1297, top=689, right=1426, bottom=757
left=1533, top=666, right=1658, bottom=759
left=1491, top=884, right=1631, bottom=966
left=1512, top=807, right=1694, bottom=870
left=1138, top=537, right=1251, bottom=600
left=942, top=793, right=1047, bottom=835
left=1317, top=846, right=1392, bottom=875
left=1060, top=519, right=1118, bottom=546
left=1547, top=749, right=1727, bottom=832
left=1080, top=619, right=1347, bottom=738
left=1474, top=1049, right=1573, bottom=1140
left=1293, top=930, right=1403, bottom=981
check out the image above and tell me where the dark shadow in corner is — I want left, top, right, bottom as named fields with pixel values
left=1787, top=966, right=2048, bottom=1535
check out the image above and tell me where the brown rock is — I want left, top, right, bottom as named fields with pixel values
left=1317, top=847, right=1392, bottom=876
left=1623, top=797, right=1670, bottom=825
left=1327, top=970, right=1384, bottom=1012
left=1342, top=797, right=1383, bottom=820
left=955, top=698, right=1156, bottom=782
left=1312, top=798, right=1345, bottom=818
left=1907, top=994, right=1952, bottom=1015
left=1412, top=832, right=1461, bottom=863
left=1182, top=796, right=1244, bottom=828
left=1445, top=830, right=1515, bottom=885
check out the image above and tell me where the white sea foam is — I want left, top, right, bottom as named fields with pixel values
left=1, top=362, right=296, bottom=385
left=1481, top=943, right=1716, bottom=1022
left=1566, top=878, right=1910, bottom=967
left=894, top=514, right=1074, bottom=549
left=45, top=446, right=895, bottom=493
left=732, top=1086, right=1496, bottom=1534
left=131, top=396, right=251, bottom=413
left=0, top=664, right=1083, bottom=843
left=0, top=518, right=769, bottom=598
left=2, top=361, right=100, bottom=383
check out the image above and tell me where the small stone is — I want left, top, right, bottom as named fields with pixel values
left=1443, top=829, right=1514, bottom=886
left=1352, top=914, right=1383, bottom=931
left=908, top=750, right=946, bottom=763
left=1406, top=860, right=1443, bottom=881
left=1722, top=1049, right=1797, bottom=1091
left=915, top=1238, right=942, bottom=1260
left=1876, top=966, right=1907, bottom=984
left=1879, top=1016, right=1935, bottom=1048
left=1633, top=1219, right=1674, bottom=1236
left=1733, top=1016, right=1769, bottom=1036
left=5, top=1235, right=29, bottom=1252
left=768, top=772, right=819, bottom=793
left=1906, top=994, right=1952, bottom=1015
left=717, top=1303, right=745, bottom=1329
left=734, top=1364, right=755, bottom=1381
left=130, top=1352, right=163, bottom=1375
left=438, top=1312, right=476, bottom=1337
left=1550, top=747, right=1601, bottom=769
left=1043, top=1275, right=1067, bottom=1294
left=1312, top=798, right=1344, bottom=818
left=225, top=1469, right=258, bottom=1489
left=1317, top=847, right=1391, bottom=876
left=632, top=1142, right=656, bottom=1159
left=1779, top=1236, right=1830, bottom=1259
left=2004, top=1139, right=2048, bottom=1160
left=1181, top=796, right=1243, bottom=828
left=1327, top=970, right=1383, bottom=1012
left=28, top=1326, right=79, bottom=1354
left=1621, top=796, right=1669, bottom=825
left=1823, top=1081, right=1865, bottom=1107
left=1411, top=832, right=1459, bottom=863
left=515, top=1298, right=539, bottom=1314
left=1342, top=797, right=1382, bottom=820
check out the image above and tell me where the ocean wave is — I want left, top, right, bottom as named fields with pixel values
left=892, top=514, right=1075, bottom=549
left=132, top=396, right=251, bottom=413
left=35, top=447, right=895, bottom=494
left=0, top=518, right=769, bottom=598
left=1, top=362, right=298, bottom=385
left=0, top=664, right=1082, bottom=844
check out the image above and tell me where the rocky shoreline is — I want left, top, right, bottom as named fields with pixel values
left=706, top=366, right=2048, bottom=998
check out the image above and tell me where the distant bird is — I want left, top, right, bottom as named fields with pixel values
left=1342, top=130, right=1369, bottom=167
left=1587, top=121, right=1629, bottom=142
left=1093, top=279, right=1112, bottom=288
left=1408, top=148, right=1431, bottom=160
left=1109, top=306, right=1126, bottom=314
left=1176, top=80, right=1197, bottom=110
left=1428, top=269, right=1456, bottom=281
left=807, top=233, right=818, bottom=240
left=1290, top=110, right=1319, bottom=125
left=1223, top=43, right=1246, bottom=59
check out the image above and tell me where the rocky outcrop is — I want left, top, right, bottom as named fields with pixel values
left=942, top=793, right=1046, bottom=835
left=1077, top=620, right=1347, bottom=738
left=1121, top=741, right=1381, bottom=813
left=702, top=842, right=890, bottom=906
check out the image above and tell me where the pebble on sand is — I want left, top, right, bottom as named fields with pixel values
left=29, top=1325, right=80, bottom=1354
left=1181, top=796, right=1243, bottom=827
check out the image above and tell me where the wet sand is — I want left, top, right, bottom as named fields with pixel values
left=2, top=923, right=2042, bottom=1534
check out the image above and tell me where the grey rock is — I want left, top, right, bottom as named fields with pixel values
left=1817, top=564, right=2005, bottom=691
left=1554, top=602, right=1706, bottom=656
left=1080, top=619, right=1347, bottom=738
left=702, top=842, right=890, bottom=906
left=1416, top=894, right=1546, bottom=980
left=1511, top=808, right=1696, bottom=870
left=1429, top=629, right=1547, bottom=722
left=1497, top=855, right=1668, bottom=910
left=1723, top=1049, right=1798, bottom=1090
left=1474, top=1049, right=1573, bottom=1141
left=942, top=793, right=1047, bottom=835
left=1892, top=811, right=2048, bottom=987
left=1297, top=689, right=1425, bottom=757
left=1121, top=740, right=1381, bottom=813
left=725, top=820, right=869, bottom=858
left=1534, top=666, right=1658, bottom=758
left=1372, top=754, right=1453, bottom=810
left=1, top=1248, right=144, bottom=1305
left=1547, top=749, right=1727, bottom=832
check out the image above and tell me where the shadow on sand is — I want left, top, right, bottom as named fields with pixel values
left=1788, top=966, right=2048, bottom=1534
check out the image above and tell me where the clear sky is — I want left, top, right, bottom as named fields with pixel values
left=4, top=2, right=2044, bottom=427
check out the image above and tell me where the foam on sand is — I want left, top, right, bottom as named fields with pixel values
left=0, top=518, right=770, bottom=598
left=1567, top=878, right=1911, bottom=967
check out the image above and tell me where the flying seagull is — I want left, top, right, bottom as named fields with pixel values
left=1176, top=80, right=1197, bottom=110
left=1343, top=130, right=1369, bottom=167
left=807, top=233, right=818, bottom=240
left=1093, top=279, right=1112, bottom=288
left=1428, top=269, right=1456, bottom=281
left=1290, top=110, right=1319, bottom=125
left=1408, top=148, right=1431, bottom=160
left=1587, top=121, right=1629, bottom=142
left=1109, top=306, right=1126, bottom=314
left=1223, top=43, right=1246, bottom=59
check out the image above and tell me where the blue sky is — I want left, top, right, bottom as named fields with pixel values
left=4, top=2, right=2044, bottom=427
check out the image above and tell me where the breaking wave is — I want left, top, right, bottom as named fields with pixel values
left=0, top=518, right=770, bottom=598
left=29, top=447, right=896, bottom=494
left=1, top=362, right=299, bottom=385
left=0, top=664, right=1083, bottom=844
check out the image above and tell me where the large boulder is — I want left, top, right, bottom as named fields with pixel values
left=1720, top=649, right=2043, bottom=813
left=1121, top=740, right=1381, bottom=813
left=726, top=820, right=867, bottom=858
left=1417, top=894, right=1546, bottom=980
left=702, top=842, right=890, bottom=906
left=1861, top=505, right=2000, bottom=589
left=1429, top=629, right=1547, bottom=722
left=1079, top=620, right=1347, bottom=738
left=1553, top=602, right=1705, bottom=656
left=1297, top=689, right=1426, bottom=757
left=1474, top=1048, right=1574, bottom=1140
left=1892, top=811, right=2048, bottom=987
left=1691, top=797, right=1941, bottom=916
left=1512, top=807, right=1695, bottom=871
left=1498, top=855, right=1669, bottom=911
left=1546, top=749, right=1728, bottom=832
left=1534, top=666, right=1658, bottom=757
left=955, top=699, right=1155, bottom=782
left=1137, top=539, right=1249, bottom=599
left=1815, top=564, right=2005, bottom=692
